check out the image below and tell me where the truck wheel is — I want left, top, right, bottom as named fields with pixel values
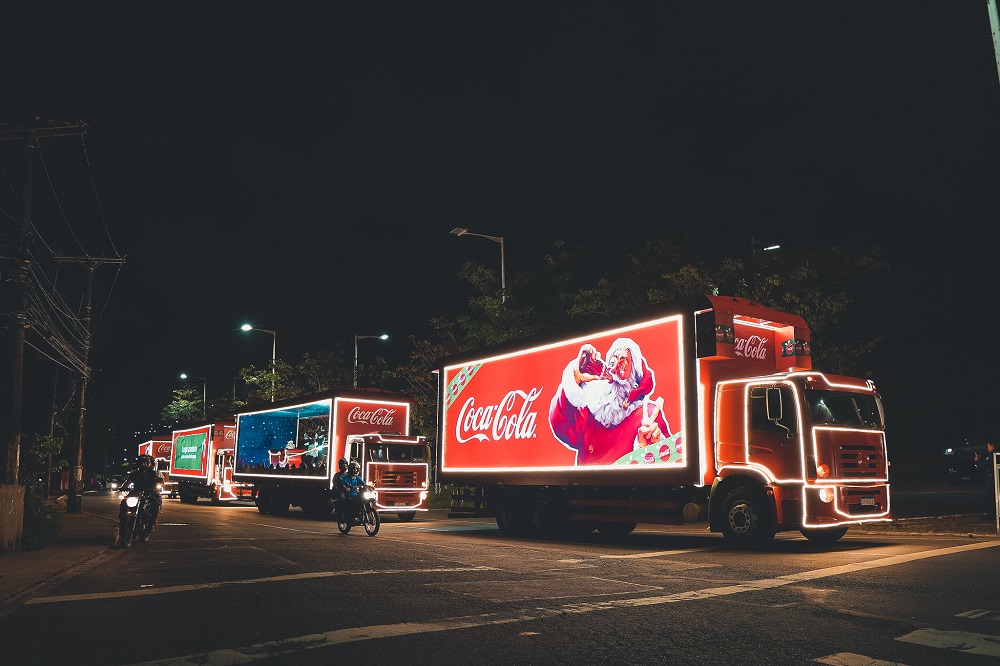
left=720, top=486, right=775, bottom=549
left=255, top=489, right=271, bottom=515
left=597, top=521, right=637, bottom=539
left=396, top=511, right=416, bottom=522
left=179, top=493, right=198, bottom=504
left=528, top=491, right=566, bottom=539
left=495, top=492, right=528, bottom=537
left=799, top=526, right=848, bottom=544
left=269, top=495, right=290, bottom=515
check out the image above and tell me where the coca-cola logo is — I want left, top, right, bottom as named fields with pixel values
left=735, top=334, right=769, bottom=360
left=454, top=388, right=542, bottom=443
left=348, top=407, right=397, bottom=427
left=225, top=429, right=235, bottom=440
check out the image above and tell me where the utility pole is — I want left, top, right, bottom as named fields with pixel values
left=989, top=0, right=1000, bottom=87
left=54, top=254, right=125, bottom=513
left=0, top=121, right=87, bottom=490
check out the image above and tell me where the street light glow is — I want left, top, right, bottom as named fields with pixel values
left=354, top=334, right=389, bottom=388
left=180, top=373, right=207, bottom=418
left=240, top=323, right=277, bottom=402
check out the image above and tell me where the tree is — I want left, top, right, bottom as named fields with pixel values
left=159, top=385, right=204, bottom=428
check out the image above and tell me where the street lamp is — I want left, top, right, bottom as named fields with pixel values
left=180, top=373, right=206, bottom=418
left=241, top=324, right=277, bottom=402
left=450, top=227, right=505, bottom=303
left=354, top=334, right=389, bottom=388
left=749, top=237, right=781, bottom=292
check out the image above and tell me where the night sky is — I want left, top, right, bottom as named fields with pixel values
left=3, top=3, right=999, bottom=463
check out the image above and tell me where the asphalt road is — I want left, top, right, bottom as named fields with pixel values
left=1, top=491, right=998, bottom=666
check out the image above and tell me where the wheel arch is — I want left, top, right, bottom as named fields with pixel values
left=708, top=470, right=772, bottom=533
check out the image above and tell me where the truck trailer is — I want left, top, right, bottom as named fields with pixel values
left=232, top=389, right=431, bottom=521
left=435, top=294, right=891, bottom=547
left=169, top=420, right=253, bottom=504
left=138, top=437, right=175, bottom=497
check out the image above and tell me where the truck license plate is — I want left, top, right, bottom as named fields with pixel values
left=861, top=497, right=875, bottom=506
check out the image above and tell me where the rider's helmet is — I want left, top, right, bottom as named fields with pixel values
left=137, top=454, right=154, bottom=470
left=348, top=461, right=360, bottom=475
left=338, top=457, right=349, bottom=471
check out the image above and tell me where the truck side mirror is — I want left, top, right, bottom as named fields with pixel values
left=765, top=387, right=793, bottom=438
left=765, top=387, right=783, bottom=421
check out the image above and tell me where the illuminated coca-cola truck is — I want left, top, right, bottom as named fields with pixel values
left=138, top=437, right=175, bottom=497
left=436, top=294, right=891, bottom=547
left=170, top=420, right=253, bottom=504
left=232, top=389, right=431, bottom=521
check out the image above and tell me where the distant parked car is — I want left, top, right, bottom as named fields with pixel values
left=942, top=445, right=988, bottom=485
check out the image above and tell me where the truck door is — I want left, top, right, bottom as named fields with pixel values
left=747, top=385, right=801, bottom=480
left=344, top=436, right=368, bottom=471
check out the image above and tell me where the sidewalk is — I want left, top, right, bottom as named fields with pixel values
left=0, top=489, right=996, bottom=617
left=0, top=494, right=120, bottom=615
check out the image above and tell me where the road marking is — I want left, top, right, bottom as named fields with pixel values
left=898, top=628, right=1000, bottom=657
left=600, top=548, right=704, bottom=559
left=815, top=652, right=906, bottom=665
left=123, top=540, right=1000, bottom=665
left=24, top=567, right=498, bottom=606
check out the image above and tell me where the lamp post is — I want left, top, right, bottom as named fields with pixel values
left=180, top=373, right=206, bottom=418
left=354, top=334, right=389, bottom=388
left=749, top=237, right=781, bottom=292
left=241, top=324, right=277, bottom=402
left=450, top=227, right=505, bottom=303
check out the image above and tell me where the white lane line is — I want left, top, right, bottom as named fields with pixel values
left=125, top=540, right=1000, bottom=665
left=24, top=567, right=498, bottom=605
left=814, top=652, right=907, bottom=665
left=600, top=548, right=704, bottom=559
left=898, top=628, right=1000, bottom=657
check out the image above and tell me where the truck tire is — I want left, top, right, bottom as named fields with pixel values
left=528, top=491, right=566, bottom=539
left=269, top=495, right=290, bottom=515
left=495, top=491, right=529, bottom=536
left=396, top=511, right=416, bottom=522
left=799, top=526, right=849, bottom=544
left=255, top=489, right=271, bottom=515
left=720, top=486, right=775, bottom=549
left=179, top=493, right=198, bottom=504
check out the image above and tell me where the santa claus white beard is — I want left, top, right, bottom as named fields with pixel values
left=583, top=375, right=640, bottom=428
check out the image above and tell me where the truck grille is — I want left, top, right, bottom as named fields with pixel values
left=376, top=470, right=419, bottom=487
left=838, top=443, right=882, bottom=478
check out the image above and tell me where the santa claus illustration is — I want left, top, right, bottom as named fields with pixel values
left=548, top=337, right=671, bottom=465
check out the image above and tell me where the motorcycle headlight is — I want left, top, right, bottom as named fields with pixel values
left=156, top=482, right=164, bottom=492
left=125, top=496, right=139, bottom=508
left=363, top=489, right=377, bottom=501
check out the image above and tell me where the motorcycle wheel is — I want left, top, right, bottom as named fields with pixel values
left=337, top=516, right=351, bottom=534
left=363, top=505, right=381, bottom=537
left=120, top=513, right=137, bottom=548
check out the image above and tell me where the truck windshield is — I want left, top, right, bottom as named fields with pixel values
left=806, top=390, right=883, bottom=429
left=370, top=444, right=429, bottom=462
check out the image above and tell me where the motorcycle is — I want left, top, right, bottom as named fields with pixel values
left=118, top=483, right=161, bottom=548
left=337, top=483, right=380, bottom=536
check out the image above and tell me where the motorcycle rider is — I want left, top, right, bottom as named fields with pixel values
left=333, top=457, right=350, bottom=497
left=118, top=453, right=162, bottom=545
left=338, top=461, right=366, bottom=525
